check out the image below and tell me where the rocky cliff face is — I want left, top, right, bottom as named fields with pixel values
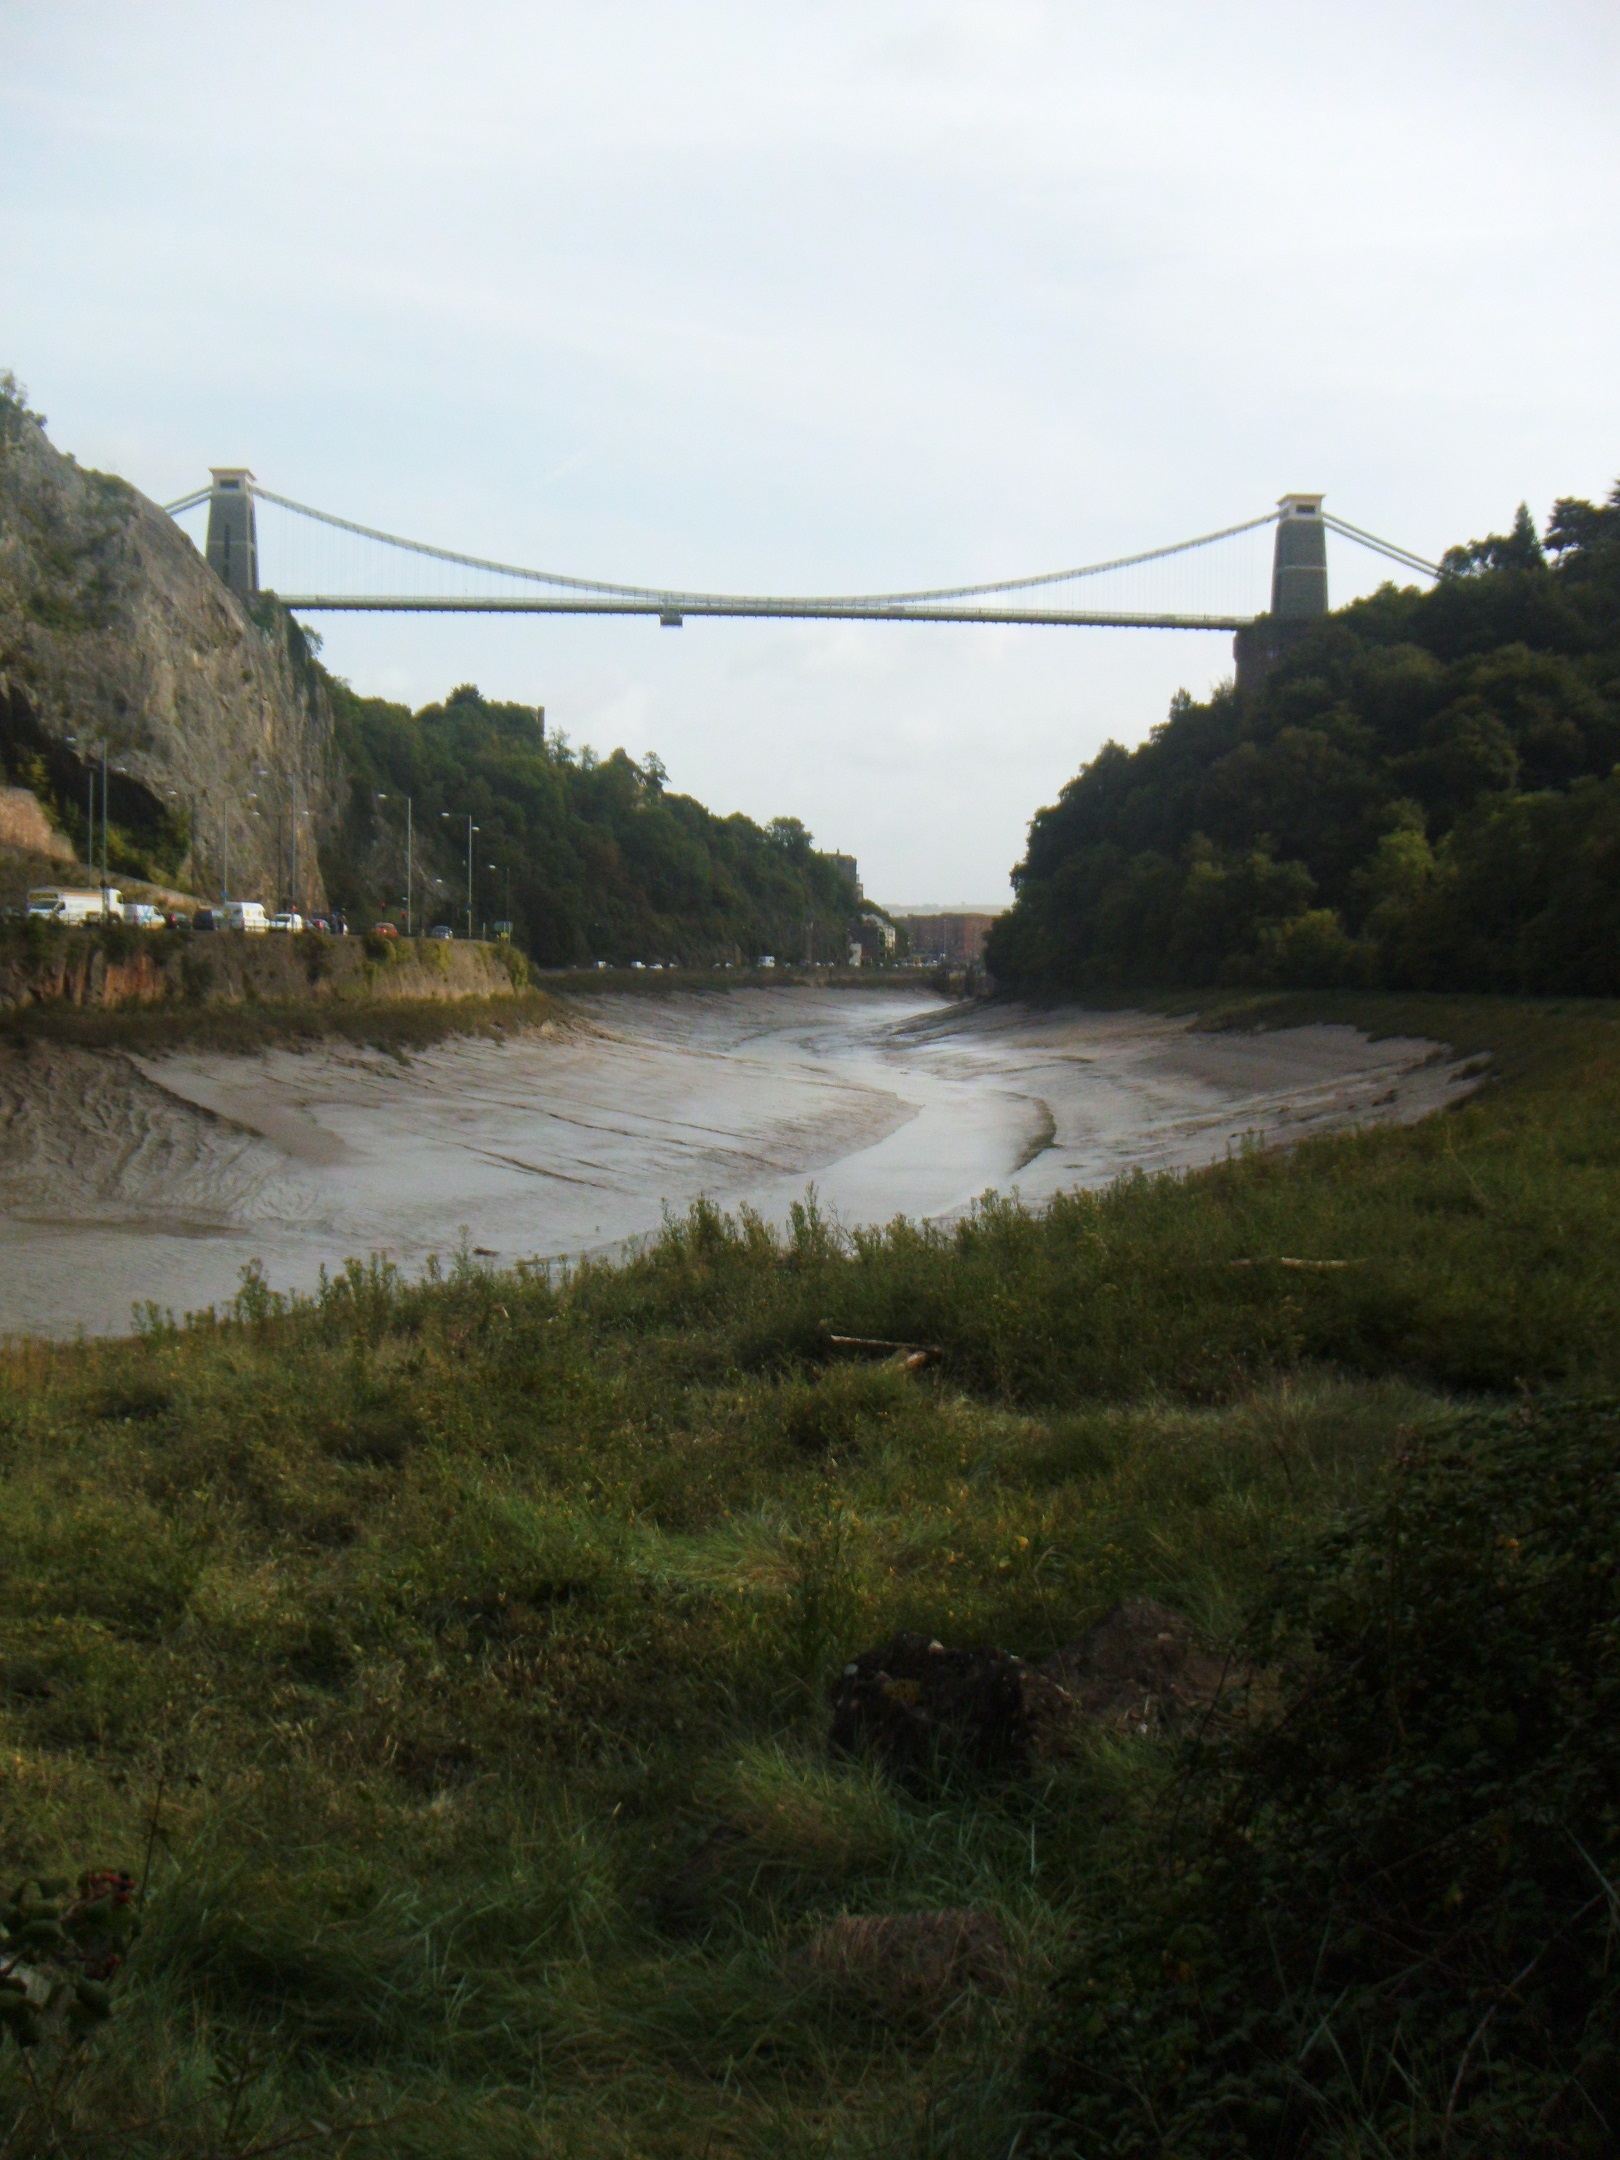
left=0, top=382, right=334, bottom=912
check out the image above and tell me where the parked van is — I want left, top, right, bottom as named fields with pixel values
left=121, top=902, right=163, bottom=928
left=220, top=900, right=269, bottom=934
left=26, top=887, right=114, bottom=926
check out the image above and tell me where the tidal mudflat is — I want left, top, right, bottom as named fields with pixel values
left=0, top=988, right=1476, bottom=1338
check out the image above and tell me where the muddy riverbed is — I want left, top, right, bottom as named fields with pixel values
left=0, top=989, right=1478, bottom=1339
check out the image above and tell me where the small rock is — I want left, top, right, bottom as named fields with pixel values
left=828, top=1631, right=1074, bottom=1782
left=798, top=1908, right=1011, bottom=2015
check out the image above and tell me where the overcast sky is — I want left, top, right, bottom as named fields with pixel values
left=3, top=2, right=1617, bottom=904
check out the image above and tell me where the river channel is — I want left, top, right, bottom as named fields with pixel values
left=0, top=988, right=1476, bottom=1339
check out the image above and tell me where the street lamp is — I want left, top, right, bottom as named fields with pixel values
left=441, top=812, right=478, bottom=938
left=376, top=793, right=413, bottom=932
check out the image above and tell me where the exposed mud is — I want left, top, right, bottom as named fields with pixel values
left=0, top=989, right=1480, bottom=1339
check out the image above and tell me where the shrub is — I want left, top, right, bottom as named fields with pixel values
left=1037, top=1397, right=1620, bottom=2157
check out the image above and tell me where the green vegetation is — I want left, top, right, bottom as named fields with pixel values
left=989, top=486, right=1620, bottom=995
left=0, top=915, right=541, bottom=1053
left=1039, top=1394, right=1620, bottom=2156
left=318, top=672, right=867, bottom=966
left=1, top=993, right=1618, bottom=2156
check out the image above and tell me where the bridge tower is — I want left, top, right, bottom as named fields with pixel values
left=205, top=469, right=259, bottom=597
left=1271, top=493, right=1327, bottom=618
left=1235, top=492, right=1328, bottom=694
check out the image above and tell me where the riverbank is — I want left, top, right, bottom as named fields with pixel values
left=0, top=993, right=1616, bottom=2158
left=0, top=987, right=1478, bottom=1339
left=0, top=918, right=527, bottom=1019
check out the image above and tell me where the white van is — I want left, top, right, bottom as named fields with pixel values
left=26, top=887, right=115, bottom=926
left=221, top=900, right=269, bottom=934
left=122, top=902, right=163, bottom=928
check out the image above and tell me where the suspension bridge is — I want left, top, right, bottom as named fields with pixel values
left=163, top=472, right=1440, bottom=654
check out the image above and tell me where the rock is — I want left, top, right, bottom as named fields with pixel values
left=1041, top=1598, right=1243, bottom=1736
left=829, top=1606, right=1246, bottom=1781
left=828, top=1631, right=1074, bottom=1782
left=798, top=1908, right=1012, bottom=2015
left=0, top=785, right=71, bottom=861
left=1, top=390, right=336, bottom=912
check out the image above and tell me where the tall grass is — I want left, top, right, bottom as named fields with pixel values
left=0, top=993, right=1616, bottom=2155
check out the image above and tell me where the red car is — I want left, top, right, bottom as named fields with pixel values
left=371, top=922, right=399, bottom=938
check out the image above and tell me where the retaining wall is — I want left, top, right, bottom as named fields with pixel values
left=0, top=926, right=524, bottom=1014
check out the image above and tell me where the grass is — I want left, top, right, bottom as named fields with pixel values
left=0, top=991, right=1616, bottom=2156
left=0, top=985, right=559, bottom=1056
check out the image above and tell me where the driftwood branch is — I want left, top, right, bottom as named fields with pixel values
left=827, top=1334, right=944, bottom=1371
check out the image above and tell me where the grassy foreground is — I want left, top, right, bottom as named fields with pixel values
left=1, top=993, right=1618, bottom=2157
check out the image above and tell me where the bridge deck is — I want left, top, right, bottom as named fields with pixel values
left=272, top=594, right=1255, bottom=629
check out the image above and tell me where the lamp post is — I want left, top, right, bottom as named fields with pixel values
left=255, top=767, right=273, bottom=902
left=441, top=811, right=478, bottom=939
left=380, top=795, right=413, bottom=934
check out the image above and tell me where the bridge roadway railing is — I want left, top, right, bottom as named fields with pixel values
left=269, top=593, right=1255, bottom=629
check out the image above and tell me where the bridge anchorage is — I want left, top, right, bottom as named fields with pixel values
left=172, top=472, right=1439, bottom=691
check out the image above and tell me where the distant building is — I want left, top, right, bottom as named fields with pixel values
left=818, top=850, right=861, bottom=901
left=893, top=912, right=998, bottom=966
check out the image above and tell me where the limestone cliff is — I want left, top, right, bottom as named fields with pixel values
left=0, top=380, right=334, bottom=912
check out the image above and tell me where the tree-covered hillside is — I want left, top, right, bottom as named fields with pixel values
left=988, top=485, right=1620, bottom=995
left=317, top=670, right=862, bottom=967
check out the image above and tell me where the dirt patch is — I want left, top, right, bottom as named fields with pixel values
left=797, top=1908, right=1012, bottom=2016
left=1042, top=1598, right=1249, bottom=1736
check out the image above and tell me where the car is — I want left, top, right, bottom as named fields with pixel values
left=268, top=911, right=305, bottom=933
left=371, top=922, right=399, bottom=938
left=426, top=924, right=455, bottom=940
left=192, top=908, right=219, bottom=932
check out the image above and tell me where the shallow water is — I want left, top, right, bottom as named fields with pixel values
left=0, top=989, right=1476, bottom=1339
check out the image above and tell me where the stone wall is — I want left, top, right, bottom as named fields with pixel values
left=0, top=927, right=525, bottom=1015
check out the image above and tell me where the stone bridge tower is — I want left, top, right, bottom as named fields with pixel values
left=1235, top=493, right=1328, bottom=694
left=205, top=469, right=259, bottom=597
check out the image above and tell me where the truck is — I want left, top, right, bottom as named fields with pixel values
left=220, top=900, right=269, bottom=934
left=26, top=887, right=119, bottom=926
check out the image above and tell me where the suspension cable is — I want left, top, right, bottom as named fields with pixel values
left=243, top=485, right=1281, bottom=608
left=1321, top=514, right=1440, bottom=580
left=166, top=478, right=1442, bottom=601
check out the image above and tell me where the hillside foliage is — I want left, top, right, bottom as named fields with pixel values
left=988, top=485, right=1620, bottom=995
left=318, top=672, right=863, bottom=965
